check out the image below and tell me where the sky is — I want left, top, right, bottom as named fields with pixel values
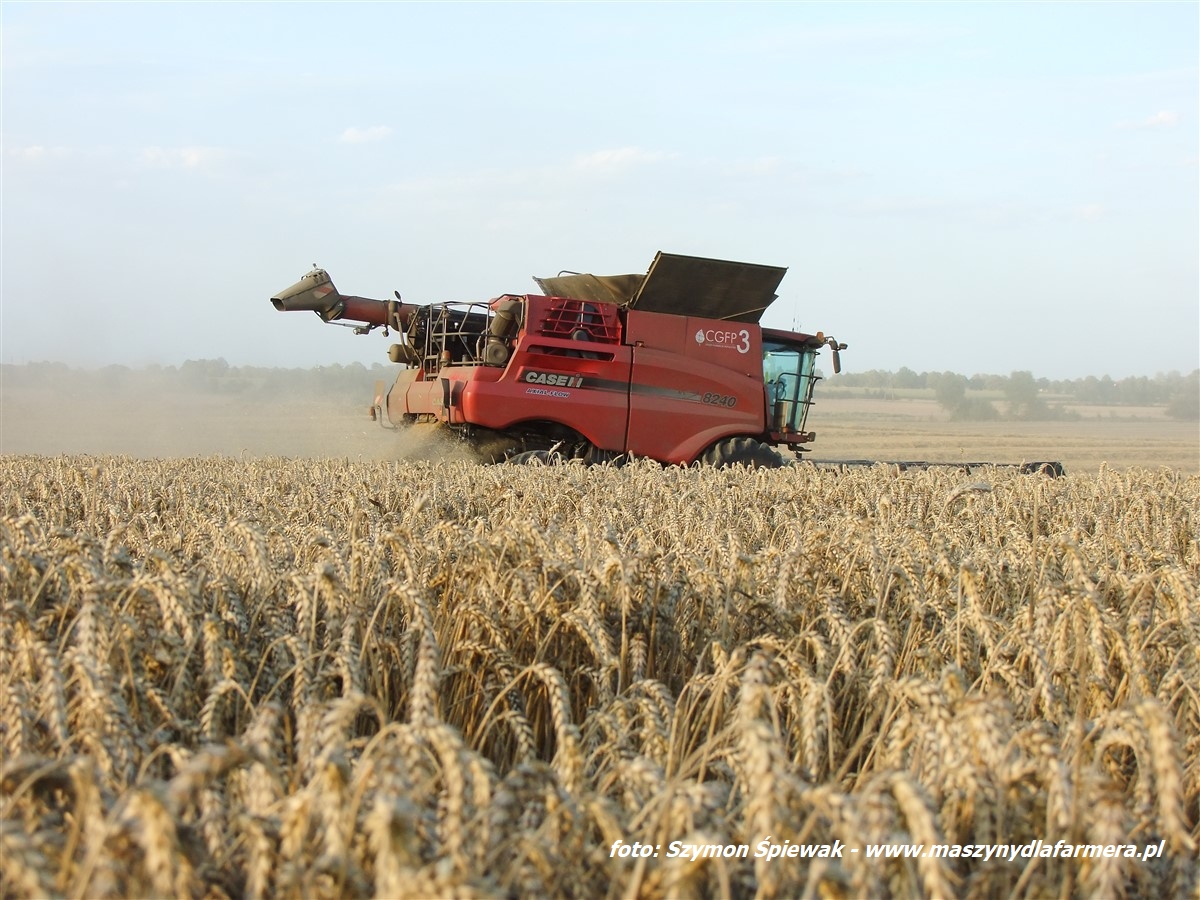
left=2, top=1, right=1197, bottom=380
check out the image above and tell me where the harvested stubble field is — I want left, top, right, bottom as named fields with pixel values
left=1, top=455, right=1198, bottom=899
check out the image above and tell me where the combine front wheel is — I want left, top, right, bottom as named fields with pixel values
left=508, top=450, right=564, bottom=466
left=699, top=437, right=785, bottom=469
left=1020, top=461, right=1065, bottom=477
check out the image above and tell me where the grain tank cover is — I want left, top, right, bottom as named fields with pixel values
left=631, top=252, right=787, bottom=322
left=532, top=272, right=644, bottom=307
left=534, top=252, right=787, bottom=323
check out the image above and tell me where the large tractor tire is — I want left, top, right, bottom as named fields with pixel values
left=699, top=437, right=786, bottom=469
left=507, top=450, right=564, bottom=466
left=1020, top=461, right=1065, bottom=477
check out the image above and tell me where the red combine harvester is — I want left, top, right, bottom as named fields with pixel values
left=270, top=251, right=1061, bottom=473
left=271, top=252, right=840, bottom=466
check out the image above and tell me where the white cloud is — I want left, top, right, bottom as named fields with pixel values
left=7, top=145, right=71, bottom=161
left=1077, top=203, right=1105, bottom=220
left=387, top=169, right=523, bottom=196
left=339, top=125, right=393, bottom=144
left=139, top=146, right=227, bottom=170
left=573, top=147, right=676, bottom=170
left=1116, top=110, right=1180, bottom=130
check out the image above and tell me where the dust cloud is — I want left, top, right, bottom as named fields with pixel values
left=0, top=368, right=480, bottom=463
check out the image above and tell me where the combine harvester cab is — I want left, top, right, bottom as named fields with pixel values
left=270, top=252, right=845, bottom=466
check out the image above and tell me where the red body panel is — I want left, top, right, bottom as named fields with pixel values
left=460, top=344, right=633, bottom=450
left=624, top=311, right=766, bottom=463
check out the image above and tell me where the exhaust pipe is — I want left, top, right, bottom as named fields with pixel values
left=270, top=267, right=417, bottom=331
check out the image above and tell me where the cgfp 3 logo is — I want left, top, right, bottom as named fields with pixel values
left=695, top=327, right=750, bottom=354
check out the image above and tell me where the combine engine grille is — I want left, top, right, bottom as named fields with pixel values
left=538, top=300, right=620, bottom=343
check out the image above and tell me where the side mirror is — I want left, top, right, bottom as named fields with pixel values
left=823, top=336, right=846, bottom=374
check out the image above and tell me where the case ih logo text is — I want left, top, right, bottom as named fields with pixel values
left=523, top=371, right=586, bottom=388
left=694, top=328, right=750, bottom=354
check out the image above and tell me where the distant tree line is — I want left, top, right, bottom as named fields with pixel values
left=823, top=367, right=1199, bottom=421
left=5, top=360, right=1198, bottom=421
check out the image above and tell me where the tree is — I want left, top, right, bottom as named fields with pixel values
left=932, top=371, right=967, bottom=412
left=1004, top=370, right=1051, bottom=420
left=1165, top=370, right=1200, bottom=421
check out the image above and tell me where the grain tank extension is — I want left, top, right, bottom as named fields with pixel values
left=270, top=252, right=845, bottom=466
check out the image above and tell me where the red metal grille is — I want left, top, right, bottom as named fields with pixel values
left=537, top=300, right=619, bottom=343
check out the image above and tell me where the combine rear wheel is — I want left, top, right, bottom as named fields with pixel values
left=699, top=437, right=785, bottom=469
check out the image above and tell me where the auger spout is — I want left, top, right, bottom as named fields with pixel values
left=271, top=267, right=416, bottom=332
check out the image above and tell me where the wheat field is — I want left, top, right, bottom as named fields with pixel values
left=1, top=455, right=1197, bottom=899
